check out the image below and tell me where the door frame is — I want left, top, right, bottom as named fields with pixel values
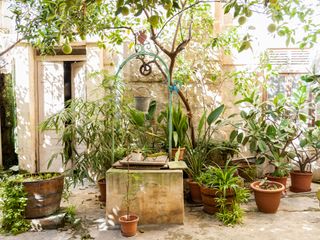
left=35, top=55, right=86, bottom=172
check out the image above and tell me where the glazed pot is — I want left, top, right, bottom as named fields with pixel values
left=171, top=147, right=186, bottom=161
left=290, top=171, right=312, bottom=193
left=251, top=181, right=284, bottom=213
left=98, top=178, right=106, bottom=203
left=266, top=175, right=288, bottom=190
left=187, top=179, right=202, bottom=203
left=119, top=214, right=139, bottom=237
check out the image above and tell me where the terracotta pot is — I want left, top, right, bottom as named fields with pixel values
left=200, top=186, right=234, bottom=214
left=98, top=178, right=106, bottom=203
left=119, top=214, right=139, bottom=237
left=290, top=171, right=312, bottom=193
left=266, top=175, right=288, bottom=190
left=187, top=179, right=202, bottom=203
left=251, top=181, right=284, bottom=213
left=200, top=186, right=218, bottom=214
left=171, top=147, right=186, bottom=161
left=23, top=173, right=64, bottom=219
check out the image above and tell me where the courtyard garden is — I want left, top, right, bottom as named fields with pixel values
left=1, top=0, right=320, bottom=239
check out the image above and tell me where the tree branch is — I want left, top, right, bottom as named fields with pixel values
left=0, top=38, right=23, bottom=57
left=156, top=0, right=223, bottom=39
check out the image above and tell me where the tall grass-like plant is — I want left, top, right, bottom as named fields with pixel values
left=39, top=71, right=131, bottom=185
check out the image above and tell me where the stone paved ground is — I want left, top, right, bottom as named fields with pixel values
left=2, top=181, right=320, bottom=240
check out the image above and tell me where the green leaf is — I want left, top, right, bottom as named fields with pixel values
left=173, top=131, right=179, bottom=147
left=146, top=100, right=157, bottom=120
left=300, top=138, right=308, bottom=148
left=257, top=140, right=267, bottom=152
left=230, top=130, right=238, bottom=142
left=249, top=140, right=257, bottom=152
left=242, top=136, right=249, bottom=145
left=129, top=109, right=145, bottom=127
left=299, top=113, right=307, bottom=122
left=237, top=132, right=244, bottom=143
left=197, top=112, right=206, bottom=135
left=207, top=104, right=225, bottom=125
left=266, top=125, right=276, bottom=137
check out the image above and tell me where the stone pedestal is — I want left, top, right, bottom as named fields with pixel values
left=106, top=168, right=184, bottom=225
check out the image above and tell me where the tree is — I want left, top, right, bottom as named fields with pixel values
left=6, top=0, right=320, bottom=146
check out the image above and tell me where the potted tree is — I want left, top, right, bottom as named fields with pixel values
left=233, top=91, right=300, bottom=189
left=251, top=179, right=285, bottom=213
left=118, top=155, right=141, bottom=237
left=289, top=126, right=320, bottom=192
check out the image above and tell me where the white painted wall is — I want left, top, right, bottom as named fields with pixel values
left=14, top=45, right=37, bottom=172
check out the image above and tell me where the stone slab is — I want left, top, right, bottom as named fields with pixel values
left=106, top=168, right=184, bottom=225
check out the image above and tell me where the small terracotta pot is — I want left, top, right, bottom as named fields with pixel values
left=290, top=171, right=312, bottom=193
left=98, top=178, right=106, bottom=203
left=251, top=181, right=284, bottom=213
left=171, top=147, right=186, bottom=160
left=266, top=175, right=288, bottom=190
left=187, top=179, right=202, bottom=203
left=119, top=214, right=139, bottom=237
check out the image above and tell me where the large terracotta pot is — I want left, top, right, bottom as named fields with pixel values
left=187, top=179, right=202, bottom=203
left=251, top=181, right=284, bottom=213
left=23, top=173, right=64, bottom=219
left=200, top=186, right=234, bottom=214
left=267, top=175, right=288, bottom=190
left=119, top=214, right=139, bottom=237
left=98, top=178, right=106, bottom=203
left=290, top=171, right=312, bottom=193
left=200, top=186, right=219, bottom=214
left=171, top=147, right=186, bottom=160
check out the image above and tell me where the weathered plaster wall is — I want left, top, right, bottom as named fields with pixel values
left=106, top=168, right=184, bottom=224
left=15, top=45, right=37, bottom=172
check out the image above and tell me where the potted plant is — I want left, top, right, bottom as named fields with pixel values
left=251, top=179, right=285, bottom=213
left=40, top=72, right=131, bottom=203
left=158, top=104, right=188, bottom=160
left=185, top=146, right=207, bottom=203
left=233, top=92, right=300, bottom=188
left=289, top=126, right=320, bottom=192
left=118, top=156, right=140, bottom=237
left=197, top=163, right=249, bottom=225
left=184, top=104, right=229, bottom=203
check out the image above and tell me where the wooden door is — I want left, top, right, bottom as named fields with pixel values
left=38, top=62, right=65, bottom=172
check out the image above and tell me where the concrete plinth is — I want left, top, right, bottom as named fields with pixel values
left=106, top=168, right=184, bottom=225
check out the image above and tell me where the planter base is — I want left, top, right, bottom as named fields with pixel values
left=289, top=186, right=311, bottom=193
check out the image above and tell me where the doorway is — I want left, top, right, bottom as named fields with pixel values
left=0, top=73, right=18, bottom=169
left=37, top=60, right=86, bottom=172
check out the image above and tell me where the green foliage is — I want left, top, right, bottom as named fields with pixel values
left=197, top=163, right=249, bottom=225
left=123, top=173, right=141, bottom=217
left=185, top=146, right=207, bottom=180
left=0, top=74, right=18, bottom=168
left=0, top=175, right=30, bottom=235
left=39, top=71, right=131, bottom=184
left=64, top=205, right=77, bottom=224
left=129, top=100, right=164, bottom=153
left=158, top=104, right=189, bottom=148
